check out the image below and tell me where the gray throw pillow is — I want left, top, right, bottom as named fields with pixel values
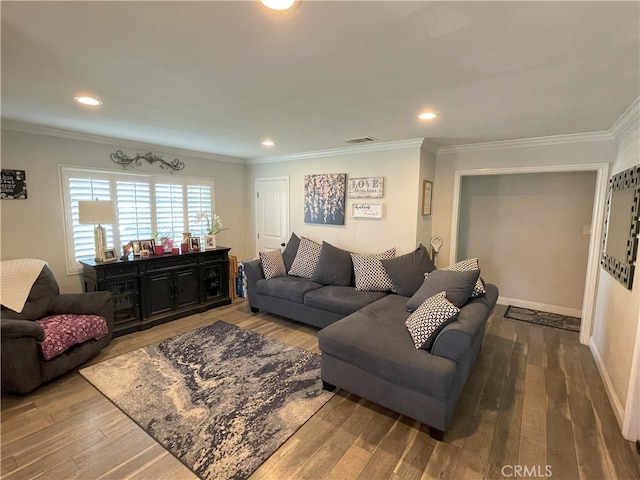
left=442, top=257, right=486, bottom=298
left=311, top=242, right=353, bottom=286
left=282, top=233, right=300, bottom=272
left=382, top=244, right=436, bottom=297
left=406, top=268, right=480, bottom=311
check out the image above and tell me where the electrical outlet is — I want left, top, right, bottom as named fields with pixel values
left=583, top=225, right=592, bottom=235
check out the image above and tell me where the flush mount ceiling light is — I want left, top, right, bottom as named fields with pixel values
left=418, top=112, right=438, bottom=120
left=262, top=140, right=275, bottom=147
left=261, top=0, right=298, bottom=11
left=74, top=96, right=103, bottom=106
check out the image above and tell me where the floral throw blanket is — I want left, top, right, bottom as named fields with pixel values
left=36, top=314, right=108, bottom=360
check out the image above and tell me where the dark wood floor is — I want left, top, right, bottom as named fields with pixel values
left=2, top=300, right=639, bottom=479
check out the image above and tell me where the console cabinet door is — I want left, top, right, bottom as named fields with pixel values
left=103, top=277, right=140, bottom=335
left=146, top=271, right=174, bottom=317
left=175, top=267, right=199, bottom=309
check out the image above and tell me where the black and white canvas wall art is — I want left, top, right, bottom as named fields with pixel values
left=304, top=173, right=346, bottom=225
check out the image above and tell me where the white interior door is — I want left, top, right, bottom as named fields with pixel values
left=255, top=176, right=289, bottom=253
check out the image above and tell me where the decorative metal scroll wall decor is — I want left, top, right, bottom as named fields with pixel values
left=110, top=150, right=185, bottom=173
left=601, top=164, right=640, bottom=289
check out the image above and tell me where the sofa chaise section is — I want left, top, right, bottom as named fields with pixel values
left=318, top=283, right=499, bottom=439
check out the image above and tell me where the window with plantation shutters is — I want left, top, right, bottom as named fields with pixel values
left=61, top=166, right=215, bottom=274
left=116, top=181, right=153, bottom=241
left=188, top=185, right=213, bottom=238
left=155, top=183, right=185, bottom=240
left=68, top=177, right=115, bottom=264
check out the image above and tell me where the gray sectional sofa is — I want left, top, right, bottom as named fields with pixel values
left=244, top=235, right=498, bottom=440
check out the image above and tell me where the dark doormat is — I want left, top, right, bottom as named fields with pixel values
left=504, top=305, right=581, bottom=332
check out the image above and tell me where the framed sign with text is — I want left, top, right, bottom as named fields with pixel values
left=352, top=202, right=383, bottom=219
left=1, top=169, right=27, bottom=199
left=348, top=177, right=384, bottom=198
left=422, top=180, right=432, bottom=215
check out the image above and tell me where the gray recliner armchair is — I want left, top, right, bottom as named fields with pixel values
left=1, top=264, right=114, bottom=394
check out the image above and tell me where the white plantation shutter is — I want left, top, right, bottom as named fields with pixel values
left=68, top=177, right=114, bottom=263
left=117, top=181, right=152, bottom=242
left=188, top=185, right=214, bottom=238
left=61, top=167, right=215, bottom=274
left=155, top=183, right=185, bottom=240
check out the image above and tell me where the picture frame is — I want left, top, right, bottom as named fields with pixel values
left=140, top=239, right=155, bottom=253
left=189, top=236, right=201, bottom=252
left=132, top=240, right=142, bottom=256
left=348, top=177, right=384, bottom=198
left=102, top=248, right=117, bottom=263
left=204, top=234, right=217, bottom=251
left=1, top=169, right=27, bottom=199
left=422, top=180, right=433, bottom=216
left=351, top=202, right=383, bottom=219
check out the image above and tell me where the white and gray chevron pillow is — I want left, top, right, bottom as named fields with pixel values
left=405, top=291, right=460, bottom=350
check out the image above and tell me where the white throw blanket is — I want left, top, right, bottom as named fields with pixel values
left=0, top=259, right=48, bottom=313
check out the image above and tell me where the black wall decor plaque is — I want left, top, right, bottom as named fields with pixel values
left=1, top=169, right=27, bottom=199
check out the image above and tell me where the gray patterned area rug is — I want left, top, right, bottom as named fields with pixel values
left=80, top=320, right=333, bottom=480
left=504, top=305, right=581, bottom=332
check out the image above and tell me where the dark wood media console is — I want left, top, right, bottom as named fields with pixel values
left=81, top=247, right=231, bottom=338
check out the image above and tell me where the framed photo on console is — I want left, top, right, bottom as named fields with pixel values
left=204, top=235, right=217, bottom=250
left=189, top=237, right=201, bottom=252
left=102, top=248, right=117, bottom=263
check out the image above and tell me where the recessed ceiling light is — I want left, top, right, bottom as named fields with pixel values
left=418, top=112, right=438, bottom=120
left=262, top=140, right=275, bottom=147
left=261, top=0, right=297, bottom=11
left=74, top=96, right=103, bottom=106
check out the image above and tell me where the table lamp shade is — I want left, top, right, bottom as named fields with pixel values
left=78, top=200, right=116, bottom=262
left=78, top=200, right=116, bottom=225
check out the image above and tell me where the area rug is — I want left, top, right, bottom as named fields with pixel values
left=504, top=305, right=581, bottom=332
left=79, top=320, right=333, bottom=480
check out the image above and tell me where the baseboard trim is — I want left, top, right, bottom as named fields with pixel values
left=590, top=340, right=625, bottom=430
left=498, top=297, right=582, bottom=319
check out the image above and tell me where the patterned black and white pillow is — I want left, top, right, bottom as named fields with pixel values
left=405, top=291, right=460, bottom=350
left=350, top=248, right=396, bottom=291
left=259, top=249, right=287, bottom=280
left=441, top=257, right=486, bottom=297
left=288, top=237, right=322, bottom=278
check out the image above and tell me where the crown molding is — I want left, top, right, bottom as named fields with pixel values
left=420, top=140, right=441, bottom=155
left=0, top=119, right=248, bottom=165
left=436, top=131, right=614, bottom=155
left=609, top=97, right=640, bottom=139
left=248, top=138, right=425, bottom=164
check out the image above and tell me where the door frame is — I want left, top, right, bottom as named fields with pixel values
left=449, top=162, right=610, bottom=346
left=254, top=175, right=290, bottom=256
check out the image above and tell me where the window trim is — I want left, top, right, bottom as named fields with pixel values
left=60, top=165, right=215, bottom=275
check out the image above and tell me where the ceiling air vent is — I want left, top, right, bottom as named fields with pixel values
left=344, top=136, right=378, bottom=144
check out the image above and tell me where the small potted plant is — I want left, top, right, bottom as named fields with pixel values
left=195, top=212, right=229, bottom=250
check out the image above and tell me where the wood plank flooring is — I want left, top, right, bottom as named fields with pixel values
left=2, top=301, right=639, bottom=479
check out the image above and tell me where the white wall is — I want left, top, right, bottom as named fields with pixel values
left=591, top=115, right=640, bottom=438
left=247, top=141, right=425, bottom=256
left=417, top=142, right=436, bottom=258
left=0, top=129, right=249, bottom=293
left=457, top=171, right=596, bottom=315
left=432, top=138, right=618, bottom=267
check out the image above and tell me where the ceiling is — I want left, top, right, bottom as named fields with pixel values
left=2, top=1, right=639, bottom=160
